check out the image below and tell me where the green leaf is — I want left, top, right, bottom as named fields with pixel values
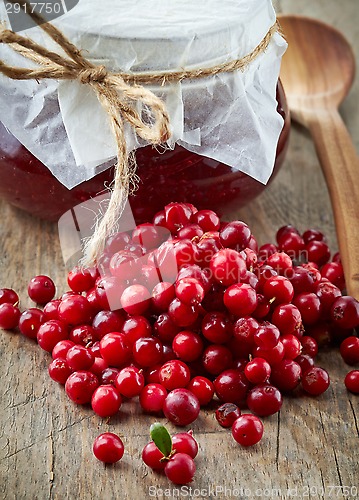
left=150, top=423, right=172, bottom=458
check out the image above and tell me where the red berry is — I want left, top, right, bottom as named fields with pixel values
left=202, top=345, right=233, bottom=375
left=115, top=366, right=145, bottom=397
left=247, top=384, right=283, bottom=416
left=302, top=229, right=325, bottom=244
left=52, top=340, right=75, bottom=359
left=176, top=278, right=205, bottom=307
left=192, top=209, right=220, bottom=232
left=266, top=252, right=293, bottom=275
left=253, top=322, right=280, bottom=350
left=186, top=376, right=214, bottom=406
left=270, top=359, right=302, bottom=392
left=91, top=385, right=122, bottom=417
left=300, top=336, right=318, bottom=358
left=151, top=282, right=176, bottom=312
left=133, top=337, right=163, bottom=367
left=245, top=358, right=271, bottom=384
left=210, top=248, right=246, bottom=287
left=301, top=367, right=330, bottom=396
left=163, top=388, right=200, bottom=426
left=165, top=453, right=196, bottom=485
left=271, top=304, right=303, bottom=337
left=28, top=275, right=56, bottom=305
left=202, top=312, right=233, bottom=344
left=262, top=276, right=294, bottom=305
left=121, top=284, right=151, bottom=315
left=100, top=333, right=131, bottom=368
left=100, top=367, right=120, bottom=386
left=344, top=370, right=359, bottom=394
left=58, top=296, right=93, bottom=326
left=0, top=288, right=19, bottom=306
left=139, top=383, right=167, bottom=414
left=48, top=358, right=72, bottom=384
left=232, top=414, right=264, bottom=447
left=330, top=296, right=359, bottom=329
left=293, top=293, right=322, bottom=325
left=93, top=433, right=124, bottom=463
left=65, top=371, right=99, bottom=404
left=43, top=300, right=61, bottom=320
left=164, top=202, right=192, bottom=233
left=67, top=267, right=96, bottom=293
left=0, top=303, right=20, bottom=330
left=214, top=369, right=249, bottom=405
left=305, top=240, right=330, bottom=266
left=172, top=331, right=203, bottom=362
left=69, top=325, right=96, bottom=346
left=215, top=403, right=241, bottom=428
left=168, top=298, right=199, bottom=328
left=224, top=283, right=258, bottom=317
left=153, top=313, right=180, bottom=344
left=278, top=232, right=305, bottom=259
left=281, top=334, right=302, bottom=360
left=142, top=441, right=166, bottom=470
left=159, top=360, right=191, bottom=391
left=92, top=310, right=125, bottom=340
left=122, top=316, right=152, bottom=346
left=219, top=221, right=251, bottom=250
left=37, top=320, right=69, bottom=352
left=66, top=345, right=94, bottom=371
left=253, top=341, right=285, bottom=367
left=321, top=262, right=345, bottom=290
left=19, top=308, right=45, bottom=339
left=172, top=431, right=199, bottom=458
left=340, top=337, right=359, bottom=365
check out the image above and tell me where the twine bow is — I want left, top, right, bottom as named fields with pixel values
left=0, top=1, right=280, bottom=266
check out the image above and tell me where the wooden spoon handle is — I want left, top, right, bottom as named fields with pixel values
left=307, top=108, right=359, bottom=299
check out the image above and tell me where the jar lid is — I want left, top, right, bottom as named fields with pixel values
left=59, top=0, right=276, bottom=72
left=0, top=0, right=286, bottom=189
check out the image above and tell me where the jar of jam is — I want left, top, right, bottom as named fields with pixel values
left=0, top=0, right=289, bottom=223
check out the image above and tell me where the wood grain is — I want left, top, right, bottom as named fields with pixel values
left=1, top=1, right=359, bottom=499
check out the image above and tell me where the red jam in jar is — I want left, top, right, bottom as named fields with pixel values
left=0, top=83, right=289, bottom=223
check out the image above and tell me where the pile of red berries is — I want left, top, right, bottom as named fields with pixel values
left=1, top=201, right=359, bottom=472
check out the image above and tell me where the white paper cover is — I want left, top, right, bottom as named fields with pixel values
left=0, top=0, right=287, bottom=189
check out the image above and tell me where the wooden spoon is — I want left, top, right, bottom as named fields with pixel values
left=278, top=15, right=359, bottom=299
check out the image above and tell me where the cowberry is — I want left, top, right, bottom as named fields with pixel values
left=19, top=308, right=45, bottom=339
left=28, top=275, right=56, bottom=305
left=270, top=359, right=302, bottom=392
left=301, top=367, right=330, bottom=396
left=247, top=384, right=283, bottom=416
left=168, top=298, right=199, bottom=328
left=340, top=337, right=359, bottom=365
left=66, top=345, right=94, bottom=371
left=186, top=376, right=214, bottom=406
left=245, top=358, right=271, bottom=384
left=330, top=296, right=359, bottom=329
left=344, top=370, right=359, bottom=394
left=202, top=345, right=233, bottom=375
left=58, top=296, right=93, bottom=326
left=175, top=278, right=204, bottom=305
left=0, top=303, right=20, bottom=330
left=223, top=283, right=258, bottom=317
left=115, top=366, right=145, bottom=398
left=202, top=312, right=233, bottom=344
left=163, top=388, right=200, bottom=426
left=37, top=320, right=69, bottom=352
left=100, top=333, right=131, bottom=368
left=142, top=441, right=166, bottom=470
left=91, top=385, right=122, bottom=417
left=67, top=267, right=96, bottom=293
left=210, top=248, right=246, bottom=286
left=164, top=453, right=196, bottom=485
left=93, top=433, right=124, bottom=463
left=215, top=403, right=241, bottom=428
left=172, top=331, right=204, bottom=362
left=133, top=337, right=163, bottom=367
left=65, top=371, right=99, bottom=404
left=121, top=285, right=151, bottom=316
left=232, top=414, right=264, bottom=447
left=159, top=360, right=191, bottom=390
left=48, top=358, right=72, bottom=384
left=140, top=383, right=167, bottom=414
left=172, top=431, right=199, bottom=458
left=214, top=369, right=249, bottom=405
left=0, top=288, right=19, bottom=306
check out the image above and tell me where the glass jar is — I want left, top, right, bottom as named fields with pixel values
left=0, top=82, right=289, bottom=223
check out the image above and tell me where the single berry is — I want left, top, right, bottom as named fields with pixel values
left=172, top=431, right=199, bottom=458
left=115, top=366, right=145, bottom=398
left=93, top=433, right=124, bottom=463
left=164, top=453, right=196, bottom=485
left=232, top=414, right=264, bottom=447
left=159, top=360, right=191, bottom=391
left=186, top=376, right=214, bottom=406
left=65, top=371, right=99, bottom=404
left=142, top=441, right=166, bottom=470
left=19, top=308, right=45, bottom=339
left=0, top=303, right=20, bottom=330
left=340, top=336, right=359, bottom=365
left=66, top=345, right=94, bottom=371
left=91, top=385, right=122, bottom=417
left=245, top=358, right=271, bottom=384
left=344, top=370, right=359, bottom=394
left=246, top=384, right=283, bottom=416
left=28, top=275, right=56, bottom=305
left=140, top=383, right=167, bottom=414
left=133, top=337, right=163, bottom=367
left=48, top=358, right=72, bottom=384
left=163, top=388, right=200, bottom=426
left=215, top=403, right=241, bottom=428
left=0, top=288, right=19, bottom=306
left=37, top=320, right=69, bottom=352
left=301, top=367, right=330, bottom=396
left=172, top=331, right=204, bottom=362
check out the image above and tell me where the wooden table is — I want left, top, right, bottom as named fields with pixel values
left=1, top=1, right=358, bottom=498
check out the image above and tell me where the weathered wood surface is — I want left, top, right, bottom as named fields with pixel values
left=0, top=1, right=358, bottom=499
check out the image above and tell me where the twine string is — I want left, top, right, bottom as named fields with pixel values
left=0, top=0, right=280, bottom=265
